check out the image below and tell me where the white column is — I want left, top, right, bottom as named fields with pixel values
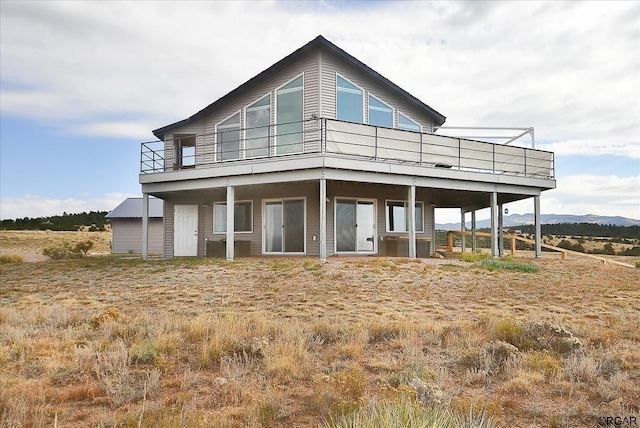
left=460, top=209, right=466, bottom=253
left=319, top=178, right=327, bottom=262
left=408, top=185, right=416, bottom=259
left=534, top=195, right=542, bottom=258
left=498, top=203, right=504, bottom=256
left=142, top=193, right=149, bottom=259
left=471, top=210, right=477, bottom=253
left=490, top=192, right=499, bottom=257
left=226, top=186, right=235, bottom=261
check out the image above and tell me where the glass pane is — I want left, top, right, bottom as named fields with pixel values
left=235, top=202, right=252, bottom=232
left=387, top=201, right=405, bottom=232
left=415, top=204, right=423, bottom=232
left=265, top=202, right=282, bottom=252
left=357, top=202, right=375, bottom=252
left=283, top=200, right=304, bottom=253
left=246, top=95, right=270, bottom=158
left=336, top=200, right=356, bottom=252
left=214, top=203, right=226, bottom=233
left=217, top=113, right=240, bottom=161
left=337, top=76, right=363, bottom=123
left=276, top=76, right=303, bottom=154
left=182, top=145, right=196, bottom=167
left=398, top=112, right=420, bottom=131
left=369, top=95, right=392, bottom=127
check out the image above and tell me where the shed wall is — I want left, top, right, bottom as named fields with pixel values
left=111, top=219, right=164, bottom=254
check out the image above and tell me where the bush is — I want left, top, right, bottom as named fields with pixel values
left=478, top=258, right=539, bottom=273
left=0, top=254, right=24, bottom=264
left=324, top=398, right=499, bottom=428
left=43, top=240, right=94, bottom=259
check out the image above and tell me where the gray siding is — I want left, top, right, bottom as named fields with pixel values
left=111, top=219, right=163, bottom=254
left=164, top=201, right=174, bottom=258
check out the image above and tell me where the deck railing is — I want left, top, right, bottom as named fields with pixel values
left=140, top=118, right=554, bottom=179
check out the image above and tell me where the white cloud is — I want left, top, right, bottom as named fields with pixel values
left=505, top=174, right=640, bottom=220
left=1, top=1, right=637, bottom=153
left=0, top=193, right=138, bottom=220
left=437, top=174, right=640, bottom=224
left=537, top=140, right=640, bottom=159
left=1, top=1, right=638, bottom=222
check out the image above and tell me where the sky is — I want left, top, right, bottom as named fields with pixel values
left=1, top=0, right=639, bottom=224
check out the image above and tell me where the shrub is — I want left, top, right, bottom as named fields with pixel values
left=0, top=254, right=24, bottom=264
left=478, top=258, right=539, bottom=273
left=43, top=240, right=94, bottom=259
left=324, top=398, right=499, bottom=428
left=460, top=253, right=490, bottom=263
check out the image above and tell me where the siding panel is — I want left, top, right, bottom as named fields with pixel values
left=111, top=219, right=163, bottom=254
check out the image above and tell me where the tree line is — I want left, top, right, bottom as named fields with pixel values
left=515, top=223, right=640, bottom=240
left=0, top=211, right=109, bottom=231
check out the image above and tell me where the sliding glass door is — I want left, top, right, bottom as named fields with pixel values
left=264, top=199, right=305, bottom=254
left=335, top=199, right=376, bottom=254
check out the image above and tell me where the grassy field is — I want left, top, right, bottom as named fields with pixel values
left=1, top=231, right=639, bottom=427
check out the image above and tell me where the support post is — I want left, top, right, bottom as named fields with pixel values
left=142, top=193, right=149, bottom=260
left=534, top=195, right=542, bottom=258
left=498, top=203, right=504, bottom=256
left=471, top=210, right=477, bottom=253
left=511, top=237, right=516, bottom=256
left=319, top=178, right=327, bottom=262
left=408, top=185, right=416, bottom=259
left=226, top=186, right=235, bottom=261
left=490, top=192, right=499, bottom=257
left=460, top=210, right=466, bottom=253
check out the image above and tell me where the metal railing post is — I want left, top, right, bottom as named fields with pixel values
left=374, top=127, right=378, bottom=160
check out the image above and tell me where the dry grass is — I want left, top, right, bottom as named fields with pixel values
left=1, top=231, right=639, bottom=427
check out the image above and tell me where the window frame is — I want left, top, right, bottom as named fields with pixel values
left=171, top=134, right=196, bottom=170
left=275, top=73, right=304, bottom=155
left=336, top=73, right=364, bottom=124
left=244, top=93, right=272, bottom=159
left=215, top=110, right=241, bottom=162
left=397, top=111, right=422, bottom=132
left=385, top=199, right=424, bottom=233
left=368, top=93, right=393, bottom=128
left=213, top=200, right=254, bottom=234
left=262, top=197, right=307, bottom=255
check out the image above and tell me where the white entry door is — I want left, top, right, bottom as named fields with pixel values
left=174, top=205, right=198, bottom=256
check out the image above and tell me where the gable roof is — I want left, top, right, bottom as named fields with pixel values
left=153, top=35, right=446, bottom=140
left=106, top=198, right=164, bottom=219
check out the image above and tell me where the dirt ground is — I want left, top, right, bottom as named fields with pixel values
left=1, top=231, right=639, bottom=427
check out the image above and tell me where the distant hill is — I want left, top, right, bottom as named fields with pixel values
left=437, top=214, right=640, bottom=231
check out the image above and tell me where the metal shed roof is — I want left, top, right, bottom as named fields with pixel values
left=105, top=198, right=164, bottom=219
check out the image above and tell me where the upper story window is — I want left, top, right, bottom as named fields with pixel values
left=386, top=200, right=424, bottom=233
left=336, top=74, right=363, bottom=123
left=276, top=74, right=304, bottom=155
left=245, top=94, right=271, bottom=158
left=398, top=111, right=421, bottom=132
left=368, top=94, right=393, bottom=128
left=216, top=112, right=241, bottom=161
left=172, top=134, right=196, bottom=170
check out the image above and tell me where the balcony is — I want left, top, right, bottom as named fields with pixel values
left=140, top=118, right=554, bottom=183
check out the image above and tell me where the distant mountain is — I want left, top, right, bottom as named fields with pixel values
left=436, top=214, right=640, bottom=230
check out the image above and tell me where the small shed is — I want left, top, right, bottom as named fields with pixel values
left=106, top=198, right=164, bottom=254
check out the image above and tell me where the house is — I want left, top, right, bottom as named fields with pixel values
left=106, top=197, right=164, bottom=254
left=139, top=35, right=555, bottom=260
